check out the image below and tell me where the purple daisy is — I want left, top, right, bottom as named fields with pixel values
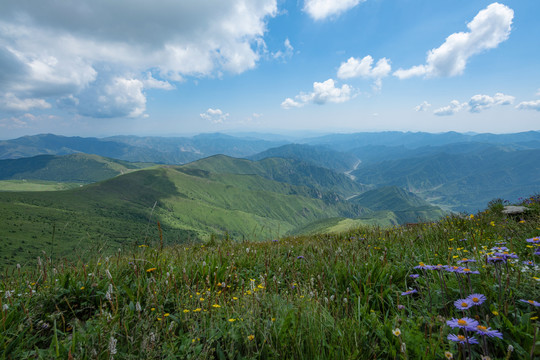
left=487, top=256, right=506, bottom=263
left=522, top=260, right=535, bottom=266
left=447, top=334, right=479, bottom=344
left=454, top=299, right=474, bottom=311
left=431, top=264, right=446, bottom=271
left=401, top=289, right=418, bottom=296
left=459, top=268, right=480, bottom=275
left=414, top=263, right=433, bottom=270
left=446, top=317, right=479, bottom=329
left=409, top=274, right=420, bottom=279
left=491, top=246, right=509, bottom=252
left=296, top=256, right=305, bottom=260
left=445, top=266, right=464, bottom=273
left=526, top=237, right=540, bottom=244
left=466, top=293, right=486, bottom=306
left=519, top=299, right=540, bottom=307
left=494, top=252, right=519, bottom=260
left=473, top=325, right=503, bottom=339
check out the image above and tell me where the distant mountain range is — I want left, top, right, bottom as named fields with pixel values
left=1, top=131, right=539, bottom=213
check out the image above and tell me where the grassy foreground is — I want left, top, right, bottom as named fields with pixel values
left=1, top=197, right=539, bottom=359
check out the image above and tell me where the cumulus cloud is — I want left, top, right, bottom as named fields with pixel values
left=468, top=93, right=514, bottom=113
left=0, top=0, right=277, bottom=117
left=434, top=100, right=467, bottom=116
left=281, top=79, right=353, bottom=109
left=414, top=101, right=432, bottom=112
left=304, top=0, right=365, bottom=20
left=516, top=100, right=540, bottom=112
left=433, top=92, right=514, bottom=116
left=337, top=56, right=391, bottom=90
left=200, top=108, right=230, bottom=124
left=394, top=3, right=513, bottom=79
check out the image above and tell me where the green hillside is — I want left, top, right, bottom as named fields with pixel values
left=0, top=153, right=154, bottom=183
left=0, top=164, right=369, bottom=267
left=182, top=155, right=368, bottom=199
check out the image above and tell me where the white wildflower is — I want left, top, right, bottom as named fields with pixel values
left=106, top=269, right=112, bottom=280
left=135, top=302, right=142, bottom=312
left=2, top=304, right=8, bottom=311
left=109, top=336, right=117, bottom=355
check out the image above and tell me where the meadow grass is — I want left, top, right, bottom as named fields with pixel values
left=1, top=196, right=539, bottom=359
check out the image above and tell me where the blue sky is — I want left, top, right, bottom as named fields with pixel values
left=0, top=0, right=539, bottom=138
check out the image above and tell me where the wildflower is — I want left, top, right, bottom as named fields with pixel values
left=409, top=274, right=420, bottom=279
left=193, top=308, right=202, bottom=312
left=492, top=310, right=499, bottom=316
left=494, top=251, right=519, bottom=260
left=296, top=256, right=305, bottom=260
left=146, top=267, right=157, bottom=273
left=2, top=304, right=8, bottom=311
left=526, top=237, right=540, bottom=244
left=519, top=299, right=540, bottom=307
left=522, top=260, right=535, bottom=266
left=392, top=328, right=401, bottom=336
left=80, top=286, right=85, bottom=290
left=212, top=304, right=221, bottom=308
left=473, top=325, right=503, bottom=339
left=454, top=299, right=474, bottom=311
left=446, top=317, right=479, bottom=329
left=228, top=318, right=236, bottom=322
left=457, top=258, right=476, bottom=264
left=183, top=309, right=190, bottom=313
left=466, top=293, right=486, bottom=306
left=401, top=289, right=417, bottom=296
left=414, top=262, right=432, bottom=270
left=397, top=305, right=405, bottom=310
left=109, top=336, right=117, bottom=355
left=106, top=269, right=112, bottom=280
left=248, top=335, right=255, bottom=341
left=459, top=268, right=480, bottom=275
left=164, top=313, right=170, bottom=317
left=136, top=302, right=142, bottom=312
left=447, top=334, right=479, bottom=344
left=445, top=266, right=464, bottom=273
left=444, top=351, right=454, bottom=359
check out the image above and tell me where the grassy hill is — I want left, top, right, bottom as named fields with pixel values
left=182, top=155, right=368, bottom=199
left=0, top=163, right=371, bottom=267
left=0, top=195, right=538, bottom=359
left=0, top=153, right=154, bottom=184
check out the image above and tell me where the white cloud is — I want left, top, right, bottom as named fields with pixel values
left=433, top=92, right=515, bottom=116
left=394, top=3, right=513, bottom=79
left=143, top=73, right=175, bottom=90
left=468, top=92, right=514, bottom=113
left=414, top=101, right=432, bottom=112
left=76, top=76, right=147, bottom=118
left=434, top=100, right=467, bottom=116
left=516, top=100, right=540, bottom=112
left=200, top=108, right=230, bottom=123
left=281, top=98, right=303, bottom=109
left=282, top=79, right=353, bottom=109
left=337, top=55, right=391, bottom=90
left=0, top=0, right=277, bottom=117
left=304, top=0, right=365, bottom=20
left=272, top=38, right=294, bottom=61
left=0, top=93, right=51, bottom=112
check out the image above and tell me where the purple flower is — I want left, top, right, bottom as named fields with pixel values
left=454, top=299, right=474, bottom=311
left=447, top=334, right=479, bottom=344
left=535, top=249, right=540, bottom=256
left=457, top=258, right=476, bottom=264
left=526, top=237, right=540, bottom=244
left=522, top=260, right=535, bottom=266
left=446, top=317, right=479, bottom=329
left=401, top=289, right=418, bottom=296
left=445, top=266, right=464, bottom=273
left=487, top=256, right=506, bottom=264
left=495, top=242, right=507, bottom=246
left=466, top=293, right=486, bottom=306
left=491, top=246, right=509, bottom=252
left=458, top=268, right=480, bottom=275
left=397, top=305, right=405, bottom=310
left=459, top=238, right=468, bottom=242
left=494, top=252, right=519, bottom=260
left=520, top=299, right=540, bottom=307
left=296, top=256, right=305, bottom=260
left=431, top=264, right=446, bottom=271
left=409, top=274, right=420, bottom=279
left=473, top=325, right=503, bottom=339
left=414, top=263, right=433, bottom=270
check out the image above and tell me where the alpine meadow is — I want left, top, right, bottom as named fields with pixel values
left=1, top=1, right=540, bottom=359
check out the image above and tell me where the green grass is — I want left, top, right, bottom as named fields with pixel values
left=0, top=180, right=83, bottom=192
left=0, top=195, right=539, bottom=359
